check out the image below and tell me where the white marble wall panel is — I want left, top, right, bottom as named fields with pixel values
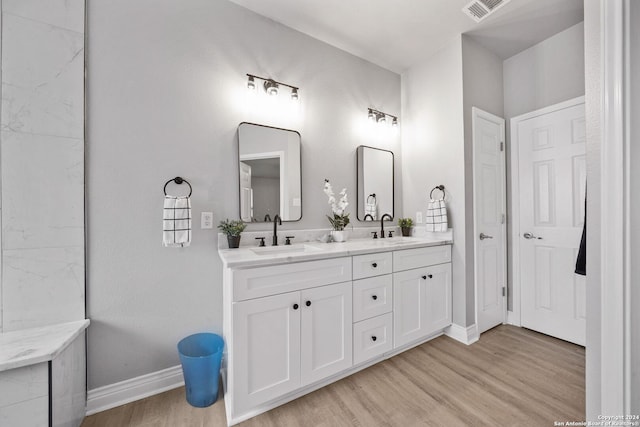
left=1, top=131, right=83, bottom=249
left=0, top=0, right=85, bottom=331
left=1, top=13, right=84, bottom=139
left=2, top=247, right=84, bottom=331
left=0, top=362, right=48, bottom=427
left=3, top=0, right=85, bottom=33
left=52, top=333, right=85, bottom=427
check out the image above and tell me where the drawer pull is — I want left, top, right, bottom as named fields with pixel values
left=371, top=295, right=378, bottom=301
left=293, top=303, right=299, bottom=310
left=371, top=262, right=378, bottom=268
left=371, top=336, right=377, bottom=342
left=305, top=300, right=311, bottom=307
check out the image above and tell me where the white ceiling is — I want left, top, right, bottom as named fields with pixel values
left=228, top=0, right=584, bottom=73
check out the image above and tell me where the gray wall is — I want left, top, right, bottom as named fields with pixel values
left=503, top=22, right=585, bottom=310
left=584, top=0, right=601, bottom=419
left=0, top=0, right=85, bottom=331
left=461, top=35, right=504, bottom=324
left=503, top=22, right=585, bottom=119
left=401, top=37, right=470, bottom=326
left=86, top=0, right=401, bottom=389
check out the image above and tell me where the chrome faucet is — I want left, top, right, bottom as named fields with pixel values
left=380, top=213, right=393, bottom=238
left=272, top=214, right=282, bottom=246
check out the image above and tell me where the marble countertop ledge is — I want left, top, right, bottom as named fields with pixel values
left=219, top=232, right=453, bottom=268
left=0, top=319, right=90, bottom=372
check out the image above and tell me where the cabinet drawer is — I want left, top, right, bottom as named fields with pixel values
left=352, top=252, right=392, bottom=280
left=353, top=275, right=393, bottom=322
left=393, top=245, right=451, bottom=272
left=232, top=257, right=352, bottom=301
left=353, top=313, right=393, bottom=365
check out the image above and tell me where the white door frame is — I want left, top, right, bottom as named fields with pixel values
left=599, top=0, right=628, bottom=414
left=240, top=151, right=286, bottom=219
left=472, top=107, right=507, bottom=331
left=507, top=95, right=585, bottom=327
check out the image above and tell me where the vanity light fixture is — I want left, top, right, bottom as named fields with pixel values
left=368, top=108, right=398, bottom=127
left=246, top=74, right=299, bottom=100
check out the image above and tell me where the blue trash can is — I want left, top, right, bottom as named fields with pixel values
left=177, top=333, right=224, bottom=407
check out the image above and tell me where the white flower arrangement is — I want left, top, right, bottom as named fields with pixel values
left=323, top=179, right=350, bottom=231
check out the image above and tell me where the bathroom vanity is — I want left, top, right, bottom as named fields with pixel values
left=218, top=234, right=452, bottom=425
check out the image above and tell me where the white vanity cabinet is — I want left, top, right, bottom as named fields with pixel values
left=227, top=258, right=353, bottom=418
left=393, top=246, right=452, bottom=349
left=220, top=237, right=452, bottom=426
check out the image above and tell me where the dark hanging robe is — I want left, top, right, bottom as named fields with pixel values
left=575, top=194, right=586, bottom=276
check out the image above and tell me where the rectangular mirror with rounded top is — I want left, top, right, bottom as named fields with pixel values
left=357, top=145, right=394, bottom=221
left=238, top=123, right=302, bottom=222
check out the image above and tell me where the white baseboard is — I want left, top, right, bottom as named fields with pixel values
left=86, top=365, right=184, bottom=416
left=444, top=323, right=479, bottom=345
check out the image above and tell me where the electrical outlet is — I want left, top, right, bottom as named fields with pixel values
left=201, top=212, right=213, bottom=229
left=416, top=211, right=423, bottom=224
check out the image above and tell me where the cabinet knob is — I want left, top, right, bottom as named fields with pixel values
left=371, top=336, right=377, bottom=342
left=422, top=275, right=427, bottom=280
left=371, top=295, right=378, bottom=301
left=293, top=303, right=299, bottom=310
left=428, top=274, right=433, bottom=279
left=372, top=262, right=378, bottom=268
left=305, top=301, right=311, bottom=307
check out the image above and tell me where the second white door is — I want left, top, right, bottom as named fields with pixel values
left=472, top=107, right=507, bottom=334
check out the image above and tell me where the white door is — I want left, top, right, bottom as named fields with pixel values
left=239, top=162, right=252, bottom=222
left=393, top=269, right=426, bottom=348
left=516, top=100, right=586, bottom=345
left=233, top=291, right=301, bottom=413
left=472, top=107, right=507, bottom=334
left=424, top=263, right=452, bottom=335
left=300, top=281, right=352, bottom=386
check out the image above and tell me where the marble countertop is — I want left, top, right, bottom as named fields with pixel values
left=219, top=232, right=453, bottom=268
left=0, top=319, right=90, bottom=372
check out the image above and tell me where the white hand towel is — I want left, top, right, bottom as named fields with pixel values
left=163, top=196, right=191, bottom=247
left=365, top=194, right=377, bottom=220
left=426, top=198, right=448, bottom=232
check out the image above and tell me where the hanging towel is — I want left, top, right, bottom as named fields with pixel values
left=426, top=198, right=448, bottom=232
left=365, top=194, right=377, bottom=220
left=163, top=195, right=191, bottom=247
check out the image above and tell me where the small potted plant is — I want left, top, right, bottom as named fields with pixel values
left=398, top=218, right=414, bottom=237
left=218, top=218, right=247, bottom=249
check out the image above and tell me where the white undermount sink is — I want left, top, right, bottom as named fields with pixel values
left=250, top=244, right=324, bottom=256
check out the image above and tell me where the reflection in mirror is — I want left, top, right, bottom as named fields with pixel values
left=238, top=123, right=302, bottom=222
left=357, top=145, right=394, bottom=221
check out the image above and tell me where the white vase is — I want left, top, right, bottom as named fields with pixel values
left=331, top=230, right=348, bottom=242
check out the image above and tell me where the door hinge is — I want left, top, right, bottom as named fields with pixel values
left=500, top=141, right=504, bottom=152
left=501, top=213, right=505, bottom=224
left=502, top=287, right=506, bottom=297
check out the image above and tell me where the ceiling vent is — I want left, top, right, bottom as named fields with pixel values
left=462, top=0, right=511, bottom=23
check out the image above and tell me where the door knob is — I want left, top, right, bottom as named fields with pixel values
left=479, top=233, right=494, bottom=240
left=523, top=232, right=542, bottom=240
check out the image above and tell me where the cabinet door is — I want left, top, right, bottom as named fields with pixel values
left=393, top=269, right=427, bottom=348
left=233, top=292, right=301, bottom=413
left=300, top=281, right=353, bottom=386
left=424, top=263, right=452, bottom=334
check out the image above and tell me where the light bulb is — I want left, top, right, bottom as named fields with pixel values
left=247, top=75, right=256, bottom=91
left=377, top=114, right=386, bottom=124
left=291, top=88, right=299, bottom=100
left=368, top=109, right=375, bottom=122
left=264, top=80, right=279, bottom=96
left=392, top=117, right=398, bottom=127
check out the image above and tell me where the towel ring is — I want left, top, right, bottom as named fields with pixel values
left=429, top=185, right=445, bottom=200
left=164, top=177, right=192, bottom=197
left=367, top=194, right=376, bottom=203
